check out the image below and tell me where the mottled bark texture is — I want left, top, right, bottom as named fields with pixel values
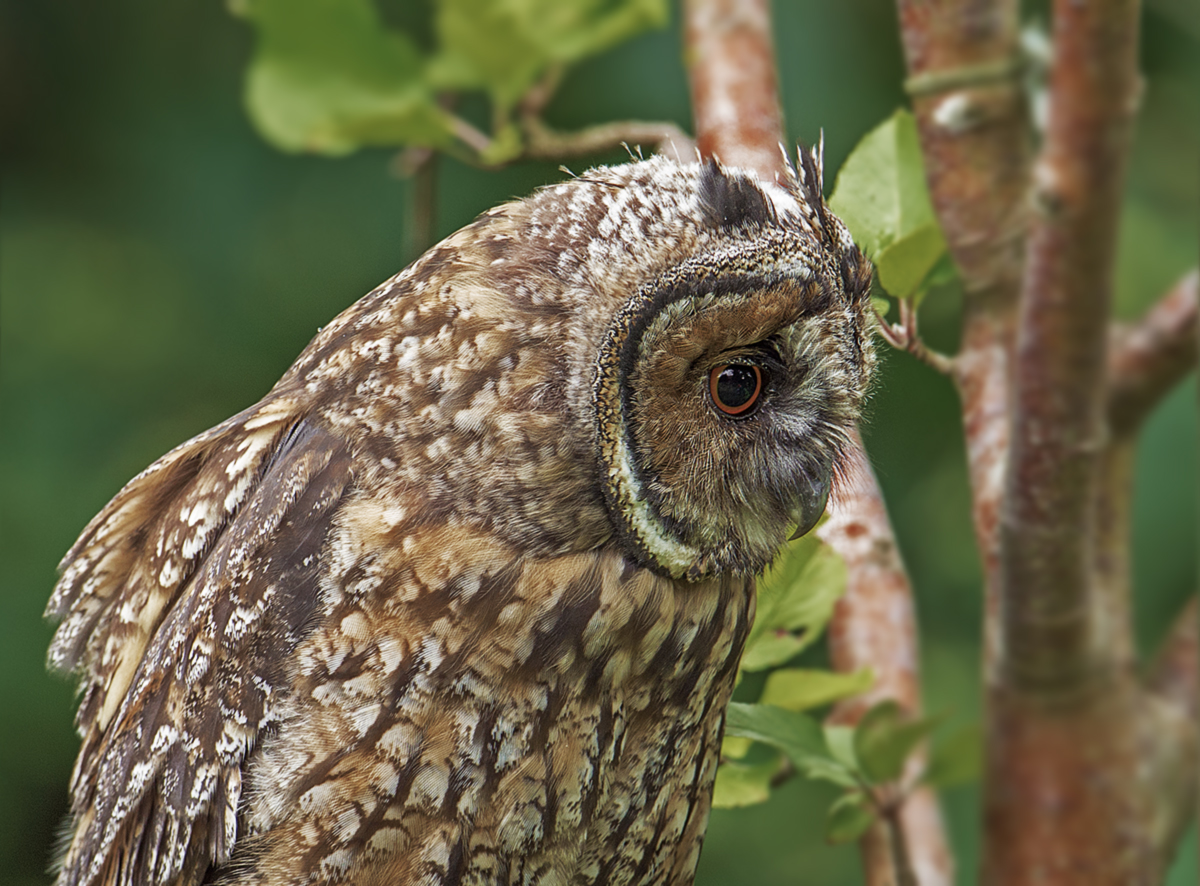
left=893, top=0, right=1196, bottom=883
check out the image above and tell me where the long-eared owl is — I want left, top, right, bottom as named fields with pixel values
left=47, top=149, right=874, bottom=886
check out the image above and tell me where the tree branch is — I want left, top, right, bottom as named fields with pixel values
left=1107, top=269, right=1199, bottom=436
left=983, top=0, right=1154, bottom=881
left=520, top=116, right=695, bottom=163
left=683, top=0, right=785, bottom=181
left=1142, top=597, right=1198, bottom=878
left=820, top=435, right=954, bottom=886
left=894, top=0, right=1030, bottom=679
left=1147, top=596, right=1199, bottom=716
left=517, top=66, right=696, bottom=162
left=1001, top=0, right=1141, bottom=694
left=681, top=2, right=953, bottom=882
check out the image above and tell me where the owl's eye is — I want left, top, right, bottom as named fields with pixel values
left=709, top=363, right=764, bottom=417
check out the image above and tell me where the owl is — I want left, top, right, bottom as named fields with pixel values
left=46, top=150, right=874, bottom=886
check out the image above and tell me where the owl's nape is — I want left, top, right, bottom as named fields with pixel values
left=47, top=152, right=872, bottom=886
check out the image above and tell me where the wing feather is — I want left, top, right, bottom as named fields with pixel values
left=49, top=396, right=355, bottom=886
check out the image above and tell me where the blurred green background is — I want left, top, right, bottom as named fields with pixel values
left=1, top=1, right=1195, bottom=884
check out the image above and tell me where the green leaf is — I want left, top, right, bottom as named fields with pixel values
left=740, top=533, right=848, bottom=672
left=922, top=724, right=983, bottom=789
left=760, top=668, right=874, bottom=713
left=720, top=734, right=753, bottom=760
left=712, top=758, right=779, bottom=808
left=829, top=109, right=948, bottom=300
left=238, top=0, right=454, bottom=155
left=825, top=791, right=877, bottom=844
left=724, top=703, right=858, bottom=789
left=854, top=701, right=939, bottom=784
left=822, top=724, right=861, bottom=774
left=874, top=222, right=946, bottom=302
left=870, top=295, right=892, bottom=319
left=435, top=0, right=668, bottom=108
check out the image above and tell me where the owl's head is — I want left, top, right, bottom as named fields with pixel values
left=294, top=150, right=873, bottom=582
left=585, top=152, right=875, bottom=580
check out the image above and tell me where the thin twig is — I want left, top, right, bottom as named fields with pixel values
left=1107, top=269, right=1199, bottom=436
left=521, top=117, right=695, bottom=163
left=447, top=114, right=493, bottom=155
left=516, top=65, right=697, bottom=162
left=877, top=298, right=956, bottom=375
left=399, top=150, right=438, bottom=262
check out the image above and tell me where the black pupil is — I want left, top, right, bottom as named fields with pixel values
left=717, top=365, right=758, bottom=409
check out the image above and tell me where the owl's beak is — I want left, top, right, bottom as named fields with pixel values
left=788, top=468, right=832, bottom=540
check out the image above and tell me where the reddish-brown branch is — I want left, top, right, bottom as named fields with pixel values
left=681, top=1, right=952, bottom=882
left=1147, top=596, right=1199, bottom=719
left=894, top=0, right=1030, bottom=679
left=1141, top=599, right=1200, bottom=876
left=820, top=436, right=953, bottom=886
left=984, top=0, right=1148, bottom=881
left=1107, top=269, right=1199, bottom=436
left=820, top=440, right=922, bottom=724
left=894, top=1, right=1194, bottom=881
left=683, top=0, right=785, bottom=181
left=1001, top=0, right=1140, bottom=694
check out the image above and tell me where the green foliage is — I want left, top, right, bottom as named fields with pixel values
left=829, top=109, right=950, bottom=303
left=721, top=695, right=981, bottom=846
left=234, top=0, right=453, bottom=155
left=760, top=668, right=874, bottom=713
left=233, top=0, right=668, bottom=160
left=435, top=0, right=667, bottom=109
left=921, top=724, right=983, bottom=789
left=853, top=700, right=938, bottom=784
left=725, top=703, right=859, bottom=790
left=824, top=792, right=875, bottom=844
left=740, top=531, right=847, bottom=672
left=712, top=758, right=778, bottom=809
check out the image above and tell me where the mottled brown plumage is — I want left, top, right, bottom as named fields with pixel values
left=48, top=152, right=874, bottom=886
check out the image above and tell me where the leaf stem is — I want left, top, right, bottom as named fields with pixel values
left=877, top=298, right=955, bottom=374
left=520, top=116, right=695, bottom=162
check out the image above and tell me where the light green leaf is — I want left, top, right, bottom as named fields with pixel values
left=854, top=700, right=939, bottom=784
left=741, top=534, right=848, bottom=672
left=822, top=724, right=862, bottom=775
left=829, top=109, right=948, bottom=300
left=435, top=0, right=668, bottom=108
left=720, top=734, right=753, bottom=761
left=724, top=703, right=858, bottom=789
left=870, top=295, right=892, bottom=319
left=874, top=222, right=946, bottom=302
left=922, top=724, right=983, bottom=789
left=825, top=791, right=877, bottom=844
left=760, top=668, right=875, bottom=713
left=712, top=758, right=779, bottom=808
left=238, top=0, right=454, bottom=155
